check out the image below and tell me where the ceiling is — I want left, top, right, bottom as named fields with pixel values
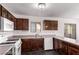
left=1, top=3, right=79, bottom=19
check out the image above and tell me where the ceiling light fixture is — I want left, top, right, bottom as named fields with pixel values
left=38, top=3, right=46, bottom=9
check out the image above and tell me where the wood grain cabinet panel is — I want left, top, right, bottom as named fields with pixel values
left=68, top=43, right=79, bottom=55
left=43, top=20, right=58, bottom=30
left=22, top=19, right=29, bottom=30
left=53, top=38, right=63, bottom=54
left=15, top=18, right=29, bottom=30
left=7, top=12, right=15, bottom=22
left=2, top=6, right=8, bottom=18
left=21, top=39, right=32, bottom=52
left=31, top=39, right=44, bottom=51
left=53, top=38, right=79, bottom=55
left=15, top=19, right=23, bottom=30
left=53, top=38, right=68, bottom=55
left=68, top=46, right=79, bottom=55
left=61, top=42, right=68, bottom=54
left=21, top=38, right=44, bottom=52
left=53, top=38, right=59, bottom=51
left=0, top=4, right=16, bottom=22
left=0, top=5, right=1, bottom=16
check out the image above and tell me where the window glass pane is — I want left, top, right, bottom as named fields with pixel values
left=64, top=24, right=76, bottom=39
left=31, top=22, right=41, bottom=32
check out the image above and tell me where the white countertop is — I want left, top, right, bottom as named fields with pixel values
left=1, top=31, right=79, bottom=49
left=0, top=44, right=13, bottom=55
left=54, top=35, right=79, bottom=46
left=8, top=34, right=79, bottom=46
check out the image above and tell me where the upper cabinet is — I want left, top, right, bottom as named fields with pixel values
left=7, top=12, right=16, bottom=22
left=43, top=20, right=58, bottom=30
left=0, top=5, right=1, bottom=16
left=0, top=4, right=16, bottom=22
left=2, top=6, right=8, bottom=18
left=15, top=18, right=29, bottom=30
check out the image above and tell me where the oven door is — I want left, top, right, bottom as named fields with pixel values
left=6, top=47, right=15, bottom=55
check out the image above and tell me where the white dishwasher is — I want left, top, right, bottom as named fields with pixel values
left=44, top=37, right=53, bottom=50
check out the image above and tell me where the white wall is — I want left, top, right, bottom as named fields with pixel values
left=59, top=18, right=79, bottom=41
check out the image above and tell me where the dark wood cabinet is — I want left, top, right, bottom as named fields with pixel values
left=0, top=5, right=1, bottom=16
left=68, top=43, right=79, bottom=55
left=53, top=38, right=59, bottom=51
left=61, top=42, right=68, bottom=54
left=53, top=37, right=79, bottom=55
left=68, top=46, right=79, bottom=55
left=43, top=20, right=58, bottom=30
left=31, top=39, right=44, bottom=51
left=53, top=38, right=63, bottom=54
left=21, top=39, right=32, bottom=52
left=15, top=19, right=23, bottom=30
left=21, top=38, right=44, bottom=52
left=22, top=19, right=29, bottom=30
left=2, top=6, right=8, bottom=18
left=0, top=4, right=16, bottom=22
left=15, top=18, right=29, bottom=30
left=7, top=12, right=15, bottom=22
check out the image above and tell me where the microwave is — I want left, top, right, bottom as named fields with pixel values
left=0, top=17, right=14, bottom=31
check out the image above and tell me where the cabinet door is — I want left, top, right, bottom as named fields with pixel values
left=21, top=38, right=44, bottom=52
left=61, top=42, right=68, bottom=54
left=44, top=21, right=51, bottom=30
left=53, top=38, right=62, bottom=53
left=22, top=19, right=29, bottom=30
left=21, top=39, right=32, bottom=52
left=15, top=18, right=29, bottom=30
left=0, top=5, right=1, bottom=16
left=2, top=7, right=8, bottom=18
left=7, top=12, right=11, bottom=20
left=51, top=21, right=58, bottom=30
left=15, top=19, right=23, bottom=30
left=68, top=46, right=79, bottom=55
left=31, top=39, right=44, bottom=51
left=68, top=43, right=79, bottom=55
left=53, top=38, right=59, bottom=51
left=43, top=20, right=58, bottom=30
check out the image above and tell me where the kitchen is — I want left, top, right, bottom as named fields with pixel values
left=0, top=3, right=79, bottom=55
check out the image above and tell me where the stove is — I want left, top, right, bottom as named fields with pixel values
left=0, top=38, right=22, bottom=55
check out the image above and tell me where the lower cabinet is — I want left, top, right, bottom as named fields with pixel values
left=68, top=43, right=79, bottom=55
left=61, top=42, right=68, bottom=54
left=53, top=38, right=63, bottom=54
left=21, top=38, right=44, bottom=52
left=21, top=39, right=31, bottom=52
left=53, top=37, right=79, bottom=55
